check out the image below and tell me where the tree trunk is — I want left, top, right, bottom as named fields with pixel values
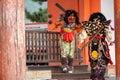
left=0, top=0, right=26, bottom=80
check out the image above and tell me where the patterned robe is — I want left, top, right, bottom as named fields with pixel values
left=82, top=20, right=113, bottom=80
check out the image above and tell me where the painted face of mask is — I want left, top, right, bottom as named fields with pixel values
left=68, top=13, right=76, bottom=23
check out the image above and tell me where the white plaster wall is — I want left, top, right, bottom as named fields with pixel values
left=101, top=0, right=115, bottom=65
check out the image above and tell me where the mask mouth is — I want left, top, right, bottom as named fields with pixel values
left=68, top=17, right=76, bottom=22
left=68, top=17, right=75, bottom=20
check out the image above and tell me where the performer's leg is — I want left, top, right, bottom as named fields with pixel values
left=90, top=62, right=106, bottom=80
left=90, top=68, right=105, bottom=80
left=67, top=41, right=75, bottom=73
left=68, top=57, right=74, bottom=73
left=61, top=57, right=68, bottom=72
left=60, top=40, right=69, bottom=72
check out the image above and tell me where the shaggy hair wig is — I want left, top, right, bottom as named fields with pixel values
left=89, top=12, right=107, bottom=22
left=64, top=10, right=80, bottom=25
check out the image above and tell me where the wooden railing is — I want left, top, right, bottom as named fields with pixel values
left=25, top=30, right=81, bottom=65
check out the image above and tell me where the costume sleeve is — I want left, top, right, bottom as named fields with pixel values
left=48, top=21, right=63, bottom=32
left=78, top=29, right=88, bottom=43
left=105, top=26, right=112, bottom=42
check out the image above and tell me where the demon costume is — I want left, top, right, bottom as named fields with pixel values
left=48, top=10, right=87, bottom=73
left=82, top=12, right=114, bottom=80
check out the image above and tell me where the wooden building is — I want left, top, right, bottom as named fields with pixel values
left=0, top=0, right=120, bottom=80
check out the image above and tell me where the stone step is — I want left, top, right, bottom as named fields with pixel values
left=52, top=72, right=90, bottom=79
left=26, top=70, right=52, bottom=80
left=27, top=65, right=90, bottom=80
left=27, top=65, right=89, bottom=73
left=26, top=70, right=91, bottom=80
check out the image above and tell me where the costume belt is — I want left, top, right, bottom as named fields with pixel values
left=90, top=36, right=105, bottom=39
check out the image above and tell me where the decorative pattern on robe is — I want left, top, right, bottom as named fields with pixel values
left=81, top=20, right=113, bottom=80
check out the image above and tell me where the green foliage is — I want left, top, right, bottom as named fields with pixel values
left=25, top=0, right=47, bottom=23
left=25, top=8, right=47, bottom=22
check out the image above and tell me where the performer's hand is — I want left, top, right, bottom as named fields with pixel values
left=78, top=46, right=81, bottom=50
left=55, top=21, right=62, bottom=27
left=78, top=43, right=82, bottom=51
left=75, top=25, right=83, bottom=33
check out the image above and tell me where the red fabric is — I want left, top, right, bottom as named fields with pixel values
left=109, top=25, right=115, bottom=31
left=60, top=30, right=74, bottom=42
left=89, top=36, right=105, bottom=39
left=105, top=40, right=113, bottom=65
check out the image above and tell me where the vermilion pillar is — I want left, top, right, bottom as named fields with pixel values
left=79, top=0, right=100, bottom=65
left=0, top=0, right=26, bottom=80
left=114, top=0, right=120, bottom=78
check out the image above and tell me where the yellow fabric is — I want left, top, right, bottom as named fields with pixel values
left=91, top=50, right=99, bottom=59
left=63, top=28, right=72, bottom=32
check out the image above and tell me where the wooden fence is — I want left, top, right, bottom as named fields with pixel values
left=25, top=30, right=81, bottom=65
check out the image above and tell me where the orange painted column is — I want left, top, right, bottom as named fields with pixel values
left=79, top=0, right=101, bottom=65
left=0, top=0, right=26, bottom=80
left=78, top=0, right=84, bottom=21
left=90, top=0, right=101, bottom=14
left=81, top=0, right=100, bottom=21
left=114, top=0, right=120, bottom=78
left=83, top=0, right=91, bottom=21
left=78, top=0, right=90, bottom=66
